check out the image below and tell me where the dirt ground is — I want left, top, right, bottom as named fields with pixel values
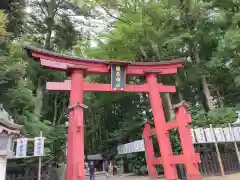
left=85, top=173, right=240, bottom=180
left=203, top=173, right=240, bottom=180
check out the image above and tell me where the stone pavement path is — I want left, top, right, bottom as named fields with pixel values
left=85, top=175, right=149, bottom=180
left=85, top=172, right=240, bottom=180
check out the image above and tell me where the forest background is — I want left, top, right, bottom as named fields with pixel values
left=1, top=0, right=240, bottom=176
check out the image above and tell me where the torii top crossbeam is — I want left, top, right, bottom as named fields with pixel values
left=24, top=45, right=184, bottom=76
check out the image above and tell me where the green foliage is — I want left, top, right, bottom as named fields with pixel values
left=2, top=0, right=240, bottom=176
left=190, top=105, right=237, bottom=127
left=0, top=0, right=25, bottom=37
left=125, top=153, right=147, bottom=175
left=0, top=10, right=7, bottom=35
left=53, top=16, right=79, bottom=50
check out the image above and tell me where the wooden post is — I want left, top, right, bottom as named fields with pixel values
left=228, top=123, right=240, bottom=165
left=120, top=156, right=124, bottom=174
left=176, top=106, right=201, bottom=180
left=66, top=69, right=85, bottom=180
left=38, top=131, right=43, bottom=180
left=210, top=124, right=224, bottom=176
left=142, top=127, right=158, bottom=180
left=146, top=73, right=178, bottom=180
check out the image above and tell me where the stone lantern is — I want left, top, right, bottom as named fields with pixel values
left=0, top=104, right=22, bottom=180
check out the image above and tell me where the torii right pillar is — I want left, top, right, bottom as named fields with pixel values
left=144, top=72, right=201, bottom=180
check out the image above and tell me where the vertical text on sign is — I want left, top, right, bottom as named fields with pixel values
left=16, top=138, right=28, bottom=158
left=34, top=137, right=44, bottom=157
left=204, top=128, right=215, bottom=143
left=191, top=126, right=240, bottom=144
left=111, top=64, right=126, bottom=89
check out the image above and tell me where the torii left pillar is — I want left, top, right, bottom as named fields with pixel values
left=66, top=68, right=85, bottom=180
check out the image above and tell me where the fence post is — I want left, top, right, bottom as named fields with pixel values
left=228, top=123, right=240, bottom=165
left=143, top=121, right=158, bottom=180
left=38, top=131, right=43, bottom=180
left=210, top=124, right=225, bottom=176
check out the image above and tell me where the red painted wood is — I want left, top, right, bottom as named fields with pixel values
left=176, top=106, right=202, bottom=180
left=40, top=58, right=108, bottom=74
left=150, top=120, right=178, bottom=136
left=143, top=122, right=158, bottom=180
left=46, top=80, right=176, bottom=93
left=39, top=58, right=182, bottom=76
left=66, top=70, right=84, bottom=180
left=146, top=73, right=178, bottom=180
left=46, top=80, right=71, bottom=91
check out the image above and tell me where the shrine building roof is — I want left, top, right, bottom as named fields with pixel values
left=0, top=105, right=22, bottom=134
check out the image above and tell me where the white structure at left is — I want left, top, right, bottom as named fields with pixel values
left=0, top=104, right=22, bottom=180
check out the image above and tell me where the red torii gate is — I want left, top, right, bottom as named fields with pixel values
left=24, top=45, right=201, bottom=180
left=143, top=102, right=201, bottom=180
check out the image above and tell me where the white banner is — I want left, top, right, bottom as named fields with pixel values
left=34, top=137, right=44, bottom=156
left=204, top=128, right=215, bottom=143
left=190, top=129, right=196, bottom=144
left=16, top=138, right=28, bottom=158
left=233, top=127, right=240, bottom=141
left=194, top=128, right=206, bottom=143
left=117, top=140, right=145, bottom=155
left=223, top=127, right=234, bottom=142
left=118, top=127, right=240, bottom=153
left=214, top=128, right=226, bottom=142
left=190, top=126, right=240, bottom=144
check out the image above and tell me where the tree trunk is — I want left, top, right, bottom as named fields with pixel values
left=194, top=50, right=214, bottom=111
left=44, top=25, right=53, bottom=50
left=33, top=0, right=56, bottom=120
left=34, top=80, right=43, bottom=119
left=174, top=76, right=184, bottom=101
left=162, top=93, right=175, bottom=121
left=216, top=86, right=224, bottom=107
left=55, top=165, right=66, bottom=180
left=53, top=93, right=59, bottom=126
left=201, top=75, right=214, bottom=110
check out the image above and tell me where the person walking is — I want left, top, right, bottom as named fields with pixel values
left=103, top=158, right=109, bottom=177
left=84, top=161, right=89, bottom=172
left=112, top=159, right=117, bottom=176
left=89, top=161, right=95, bottom=180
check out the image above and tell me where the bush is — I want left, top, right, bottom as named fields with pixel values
left=190, top=106, right=237, bottom=127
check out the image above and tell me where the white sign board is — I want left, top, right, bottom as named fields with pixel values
left=195, top=128, right=206, bottom=143
left=16, top=138, right=28, bottom=158
left=117, top=140, right=145, bottom=155
left=223, top=127, right=234, bottom=142
left=233, top=127, right=240, bottom=141
left=34, top=137, right=44, bottom=156
left=204, top=128, right=215, bottom=143
left=214, top=128, right=226, bottom=142
left=190, top=129, right=196, bottom=144
left=190, top=125, right=240, bottom=144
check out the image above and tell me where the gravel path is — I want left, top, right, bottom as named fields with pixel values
left=84, top=173, right=240, bottom=180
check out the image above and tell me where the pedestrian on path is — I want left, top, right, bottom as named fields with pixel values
left=112, top=159, right=117, bottom=176
left=103, top=158, right=109, bottom=177
left=85, top=161, right=89, bottom=172
left=89, top=161, right=95, bottom=180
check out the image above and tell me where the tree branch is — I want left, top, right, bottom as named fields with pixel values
left=53, top=0, right=65, bottom=17
left=36, top=0, right=47, bottom=17
left=99, top=5, right=131, bottom=25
